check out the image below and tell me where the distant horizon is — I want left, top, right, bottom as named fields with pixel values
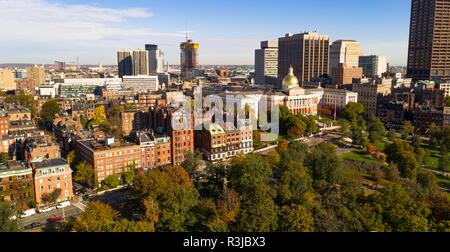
left=0, top=0, right=412, bottom=66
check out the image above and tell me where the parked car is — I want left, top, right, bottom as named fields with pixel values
left=49, top=216, right=63, bottom=222
left=20, top=209, right=36, bottom=218
left=24, top=222, right=41, bottom=230
left=38, top=206, right=56, bottom=213
left=57, top=201, right=71, bottom=209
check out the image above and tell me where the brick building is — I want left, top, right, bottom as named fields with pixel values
left=23, top=135, right=61, bottom=165
left=331, top=63, right=363, bottom=87
left=136, top=131, right=172, bottom=170
left=33, top=159, right=73, bottom=206
left=377, top=102, right=410, bottom=130
left=76, top=138, right=142, bottom=188
left=16, top=79, right=35, bottom=92
left=194, top=123, right=253, bottom=162
left=149, top=105, right=194, bottom=165
left=0, top=161, right=34, bottom=208
left=119, top=110, right=147, bottom=136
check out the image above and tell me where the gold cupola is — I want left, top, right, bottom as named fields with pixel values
left=282, top=65, right=299, bottom=90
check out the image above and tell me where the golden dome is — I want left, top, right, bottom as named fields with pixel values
left=282, top=66, right=299, bottom=88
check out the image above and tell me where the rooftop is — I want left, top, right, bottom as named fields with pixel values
left=34, top=158, right=69, bottom=169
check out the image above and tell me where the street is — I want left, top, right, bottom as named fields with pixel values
left=19, top=204, right=84, bottom=232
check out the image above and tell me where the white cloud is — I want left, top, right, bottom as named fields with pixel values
left=0, top=0, right=187, bottom=63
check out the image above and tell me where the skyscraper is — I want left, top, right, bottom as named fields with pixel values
left=133, top=49, right=149, bottom=76
left=255, top=40, right=278, bottom=86
left=359, top=55, right=387, bottom=78
left=145, top=44, right=165, bottom=74
left=407, top=0, right=450, bottom=82
left=278, top=32, right=330, bottom=85
left=180, top=39, right=199, bottom=81
left=117, top=50, right=133, bottom=78
left=26, top=65, right=45, bottom=87
left=329, top=40, right=364, bottom=74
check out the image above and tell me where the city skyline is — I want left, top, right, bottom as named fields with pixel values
left=0, top=0, right=411, bottom=65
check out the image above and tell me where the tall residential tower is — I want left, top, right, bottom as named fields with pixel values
left=117, top=50, right=133, bottom=78
left=407, top=0, right=450, bottom=82
left=133, top=49, right=149, bottom=76
left=145, top=44, right=165, bottom=74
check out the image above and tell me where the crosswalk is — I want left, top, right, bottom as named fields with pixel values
left=73, top=201, right=87, bottom=211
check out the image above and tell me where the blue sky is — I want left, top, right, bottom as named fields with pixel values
left=0, top=0, right=412, bottom=65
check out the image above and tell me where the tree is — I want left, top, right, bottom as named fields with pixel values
left=216, top=189, right=241, bottom=226
left=438, top=156, right=450, bottom=172
left=123, top=170, right=136, bottom=185
left=41, top=188, right=62, bottom=204
left=387, top=129, right=397, bottom=141
left=367, top=116, right=386, bottom=144
left=80, top=115, right=87, bottom=128
left=201, top=163, right=226, bottom=198
left=128, top=168, right=199, bottom=232
left=0, top=201, right=19, bottom=232
left=90, top=105, right=107, bottom=126
left=236, top=183, right=278, bottom=232
left=429, top=137, right=439, bottom=150
left=103, top=174, right=120, bottom=189
left=73, top=161, right=95, bottom=188
left=40, top=99, right=60, bottom=126
left=278, top=204, right=314, bottom=232
left=0, top=153, right=10, bottom=163
left=341, top=102, right=365, bottom=123
left=338, top=119, right=351, bottom=138
left=370, top=183, right=432, bottom=232
left=385, top=140, right=420, bottom=179
left=445, top=96, right=450, bottom=107
left=72, top=201, right=154, bottom=232
left=277, top=161, right=312, bottom=206
left=401, top=120, right=415, bottom=139
left=351, top=125, right=369, bottom=147
left=228, top=154, right=272, bottom=195
left=191, top=199, right=228, bottom=232
left=181, top=150, right=203, bottom=181
left=305, top=143, right=343, bottom=184
left=276, top=139, right=289, bottom=153
left=367, top=145, right=376, bottom=154
left=416, top=172, right=438, bottom=198
left=411, top=135, right=422, bottom=149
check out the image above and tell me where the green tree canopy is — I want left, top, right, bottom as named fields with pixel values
left=40, top=99, right=60, bottom=126
left=305, top=143, right=343, bottom=184
left=278, top=204, right=314, bottom=232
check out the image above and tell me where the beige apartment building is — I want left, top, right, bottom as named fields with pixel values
left=352, top=78, right=392, bottom=118
left=133, top=49, right=149, bottom=76
left=0, top=69, right=15, bottom=91
left=329, top=40, right=364, bottom=75
left=26, top=65, right=45, bottom=87
left=255, top=40, right=279, bottom=86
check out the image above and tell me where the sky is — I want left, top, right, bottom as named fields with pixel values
left=0, top=0, right=412, bottom=66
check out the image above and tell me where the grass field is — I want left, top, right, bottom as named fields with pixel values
left=425, top=156, right=440, bottom=169
left=340, top=150, right=380, bottom=164
left=373, top=142, right=386, bottom=152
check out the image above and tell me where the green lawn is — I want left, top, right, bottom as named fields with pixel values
left=425, top=156, right=440, bottom=169
left=340, top=150, right=380, bottom=164
left=373, top=142, right=386, bottom=152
